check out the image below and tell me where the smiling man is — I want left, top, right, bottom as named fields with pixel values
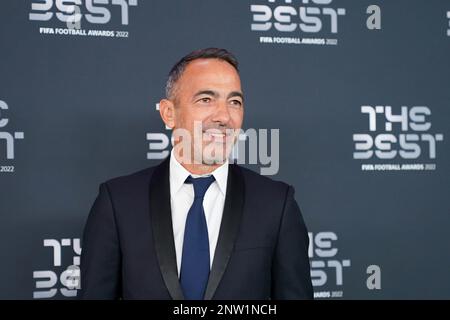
left=80, top=48, right=313, bottom=300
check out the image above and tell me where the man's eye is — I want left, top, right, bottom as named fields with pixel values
left=199, top=97, right=211, bottom=103
left=230, top=100, right=242, bottom=107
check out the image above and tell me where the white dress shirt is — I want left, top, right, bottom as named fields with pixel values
left=169, top=149, right=228, bottom=276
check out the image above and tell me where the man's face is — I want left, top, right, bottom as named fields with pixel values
left=168, top=58, right=244, bottom=165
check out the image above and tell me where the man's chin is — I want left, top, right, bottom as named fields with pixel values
left=202, top=159, right=227, bottom=166
left=201, top=153, right=228, bottom=166
left=201, top=144, right=233, bottom=165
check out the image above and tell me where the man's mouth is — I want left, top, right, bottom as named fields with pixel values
left=203, top=129, right=232, bottom=143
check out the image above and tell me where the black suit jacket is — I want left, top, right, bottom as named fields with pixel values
left=80, top=158, right=313, bottom=299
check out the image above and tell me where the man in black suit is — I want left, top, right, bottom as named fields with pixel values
left=80, top=48, right=313, bottom=300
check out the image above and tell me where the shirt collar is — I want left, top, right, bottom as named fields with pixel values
left=169, top=149, right=229, bottom=196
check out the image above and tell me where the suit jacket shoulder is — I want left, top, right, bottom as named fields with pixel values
left=103, top=166, right=156, bottom=194
left=237, top=165, right=291, bottom=195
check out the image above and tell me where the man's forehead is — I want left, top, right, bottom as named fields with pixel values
left=177, top=59, right=241, bottom=92
left=183, top=58, right=239, bottom=78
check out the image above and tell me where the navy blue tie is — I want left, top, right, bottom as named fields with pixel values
left=180, top=175, right=215, bottom=300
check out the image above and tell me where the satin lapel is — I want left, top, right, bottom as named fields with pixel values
left=149, top=157, right=184, bottom=300
left=204, top=164, right=245, bottom=300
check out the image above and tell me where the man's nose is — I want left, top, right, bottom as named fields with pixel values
left=211, top=100, right=231, bottom=125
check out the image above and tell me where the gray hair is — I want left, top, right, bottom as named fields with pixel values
left=165, top=47, right=239, bottom=100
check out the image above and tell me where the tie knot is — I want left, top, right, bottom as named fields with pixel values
left=185, top=175, right=215, bottom=199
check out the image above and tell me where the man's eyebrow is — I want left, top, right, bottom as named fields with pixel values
left=193, top=90, right=219, bottom=99
left=228, top=91, right=244, bottom=101
left=193, top=90, right=244, bottom=101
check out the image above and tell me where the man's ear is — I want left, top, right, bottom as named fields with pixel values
left=159, top=98, right=175, bottom=129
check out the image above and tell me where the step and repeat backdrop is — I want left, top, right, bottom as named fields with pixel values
left=0, top=0, right=449, bottom=299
